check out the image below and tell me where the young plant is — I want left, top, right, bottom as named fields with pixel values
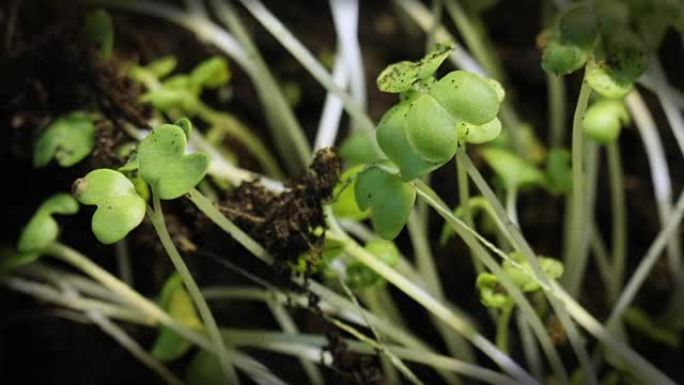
left=16, top=193, right=79, bottom=254
left=72, top=169, right=146, bottom=244
left=583, top=98, right=630, bottom=144
left=33, top=112, right=97, bottom=168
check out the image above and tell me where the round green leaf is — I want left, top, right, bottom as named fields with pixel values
left=332, top=166, right=370, bottom=220
left=429, top=70, right=502, bottom=125
left=73, top=169, right=146, bottom=244
left=457, top=117, right=502, bottom=144
left=355, top=167, right=416, bottom=240
left=338, top=132, right=383, bottom=166
left=138, top=122, right=210, bottom=200
left=546, top=148, right=572, bottom=194
left=541, top=39, right=588, bottom=76
left=376, top=102, right=443, bottom=180
left=404, top=94, right=458, bottom=163
left=480, top=147, right=546, bottom=190
left=583, top=99, right=630, bottom=143
left=34, top=112, right=96, bottom=168
left=17, top=193, right=79, bottom=253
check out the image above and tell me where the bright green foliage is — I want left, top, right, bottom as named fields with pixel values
left=480, top=147, right=546, bottom=190
left=34, top=112, right=96, bottom=168
left=405, top=93, right=458, bottom=163
left=376, top=42, right=454, bottom=93
left=355, top=167, right=416, bottom=240
left=428, top=71, right=502, bottom=125
left=190, top=56, right=231, bottom=90
left=152, top=273, right=203, bottom=361
left=84, top=9, right=114, bottom=59
left=583, top=99, right=630, bottom=143
left=145, top=56, right=178, bottom=78
left=376, top=102, right=443, bottom=181
left=185, top=351, right=223, bottom=385
left=338, top=132, right=383, bottom=166
left=346, top=240, right=400, bottom=289
left=332, top=166, right=370, bottom=220
left=541, top=39, right=589, bottom=76
left=138, top=121, right=210, bottom=200
left=545, top=148, right=572, bottom=194
left=457, top=118, right=502, bottom=144
left=477, top=253, right=564, bottom=308
left=73, top=169, right=146, bottom=244
left=17, top=193, right=79, bottom=253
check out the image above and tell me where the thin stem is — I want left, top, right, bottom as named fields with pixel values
left=495, top=304, right=514, bottom=354
left=114, top=240, right=133, bottom=286
left=148, top=196, right=239, bottom=384
left=456, top=147, right=485, bottom=275
left=606, top=141, right=626, bottom=301
left=516, top=310, right=543, bottom=381
left=505, top=187, right=519, bottom=227
left=548, top=74, right=567, bottom=148
left=563, top=73, right=593, bottom=296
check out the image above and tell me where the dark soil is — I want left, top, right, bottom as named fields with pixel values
left=1, top=1, right=683, bottom=385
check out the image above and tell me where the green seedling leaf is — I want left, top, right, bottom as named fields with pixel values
left=346, top=240, right=400, bottom=289
left=439, top=196, right=495, bottom=244
left=34, top=112, right=96, bottom=168
left=138, top=122, right=210, bottom=200
left=185, top=351, right=223, bottom=385
left=457, top=117, right=502, bottom=144
left=355, top=167, right=416, bottom=240
left=503, top=252, right=564, bottom=292
left=73, top=169, right=146, bottom=244
left=546, top=148, right=572, bottom=194
left=405, top=93, right=458, bottom=163
left=586, top=34, right=647, bottom=99
left=141, top=88, right=198, bottom=114
left=146, top=56, right=178, bottom=78
left=17, top=193, right=79, bottom=253
left=480, top=147, right=546, bottom=190
left=152, top=273, right=203, bottom=361
left=338, top=132, right=383, bottom=166
left=190, top=56, right=230, bottom=90
left=377, top=42, right=454, bottom=93
left=332, top=165, right=370, bottom=220
left=0, top=246, right=40, bottom=274
left=476, top=273, right=513, bottom=308
left=558, top=3, right=597, bottom=49
left=84, top=9, right=114, bottom=59
left=541, top=38, right=588, bottom=76
left=376, top=101, right=443, bottom=180
left=429, top=70, right=503, bottom=125
left=583, top=99, right=630, bottom=143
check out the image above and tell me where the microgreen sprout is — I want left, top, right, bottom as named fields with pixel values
left=33, top=112, right=97, bottom=168
left=583, top=98, right=630, bottom=143
left=72, top=169, right=146, bottom=244
left=137, top=119, right=210, bottom=200
left=17, top=193, right=79, bottom=253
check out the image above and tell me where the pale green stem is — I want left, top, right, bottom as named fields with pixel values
left=548, top=74, right=567, bottom=148
left=456, top=148, right=485, bottom=275
left=563, top=74, right=593, bottom=296
left=149, top=196, right=239, bottom=384
left=516, top=309, right=543, bottom=381
left=495, top=304, right=514, bottom=354
left=606, top=142, right=626, bottom=301
left=360, top=290, right=402, bottom=384
left=589, top=222, right=617, bottom=303
left=114, top=240, right=133, bottom=286
left=505, top=187, right=519, bottom=227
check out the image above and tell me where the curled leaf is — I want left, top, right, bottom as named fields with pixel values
left=190, top=56, right=230, bottom=90
left=73, top=169, right=146, bottom=244
left=34, top=112, right=96, bottom=168
left=355, top=167, right=416, bottom=240
left=428, top=70, right=502, bottom=125
left=477, top=273, right=512, bottom=308
left=583, top=99, right=630, bottom=143
left=377, top=42, right=454, bottom=93
left=404, top=93, right=458, bottom=163
left=138, top=121, right=210, bottom=200
left=457, top=117, right=502, bottom=144
left=17, top=193, right=79, bottom=253
left=332, top=166, right=370, bottom=220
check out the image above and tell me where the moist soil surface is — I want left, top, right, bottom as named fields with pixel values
left=1, top=1, right=683, bottom=384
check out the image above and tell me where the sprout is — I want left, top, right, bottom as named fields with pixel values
left=404, top=93, right=459, bottom=163
left=151, top=273, right=203, bottom=361
left=137, top=120, right=210, bottom=200
left=331, top=166, right=370, bottom=220
left=17, top=193, right=79, bottom=253
left=428, top=71, right=502, bottom=125
left=480, top=147, right=546, bottom=190
left=355, top=167, right=416, bottom=240
left=33, top=112, right=97, bottom=168
left=545, top=148, right=573, bottom=194
left=583, top=99, right=630, bottom=143
left=376, top=42, right=454, bottom=93
left=73, top=169, right=146, bottom=244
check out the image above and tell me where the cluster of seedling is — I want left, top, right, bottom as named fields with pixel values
left=3, top=1, right=684, bottom=385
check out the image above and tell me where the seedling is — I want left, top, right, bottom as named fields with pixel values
left=33, top=112, right=97, bottom=168
left=137, top=120, right=210, bottom=200
left=480, top=147, right=546, bottom=191
left=583, top=98, right=630, bottom=143
left=331, top=165, right=369, bottom=221
left=151, top=273, right=203, bottom=361
left=72, top=169, right=146, bottom=244
left=17, top=193, right=79, bottom=253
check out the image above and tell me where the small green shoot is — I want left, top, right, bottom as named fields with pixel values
left=17, top=193, right=79, bottom=253
left=480, top=147, right=546, bottom=190
left=72, top=169, right=146, bottom=244
left=33, top=112, right=97, bottom=168
left=151, top=273, right=203, bottom=361
left=84, top=9, right=114, bottom=59
left=583, top=99, right=630, bottom=143
left=137, top=120, right=210, bottom=200
left=331, top=165, right=370, bottom=221
left=376, top=42, right=454, bottom=93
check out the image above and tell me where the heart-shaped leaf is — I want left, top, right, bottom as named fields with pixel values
left=377, top=42, right=454, bottom=93
left=376, top=101, right=443, bottom=180
left=583, top=99, right=630, bottom=143
left=428, top=70, right=502, bottom=125
left=480, top=147, right=546, bottom=190
left=457, top=117, right=502, bottom=144
left=152, top=273, right=203, bottom=361
left=17, top=193, right=79, bottom=253
left=404, top=93, right=458, bottom=163
left=138, top=121, right=210, bottom=200
left=34, top=112, right=96, bottom=168
left=355, top=167, right=416, bottom=240
left=73, top=169, right=146, bottom=244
